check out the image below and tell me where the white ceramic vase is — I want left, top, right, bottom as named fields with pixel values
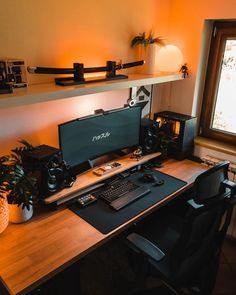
left=0, top=196, right=9, bottom=233
left=137, top=44, right=158, bottom=75
left=9, top=203, right=33, bottom=223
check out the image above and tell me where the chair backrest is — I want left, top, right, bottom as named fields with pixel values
left=170, top=161, right=233, bottom=293
left=193, top=160, right=229, bottom=204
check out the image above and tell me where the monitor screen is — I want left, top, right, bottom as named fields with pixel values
left=58, top=107, right=141, bottom=169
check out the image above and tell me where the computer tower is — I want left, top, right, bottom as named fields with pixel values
left=154, top=111, right=197, bottom=160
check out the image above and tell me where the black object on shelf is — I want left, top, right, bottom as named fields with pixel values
left=0, top=83, right=13, bottom=94
left=27, top=60, right=144, bottom=86
left=154, top=111, right=197, bottom=160
left=0, top=64, right=13, bottom=94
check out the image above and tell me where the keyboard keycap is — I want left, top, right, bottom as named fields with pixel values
left=97, top=180, right=139, bottom=202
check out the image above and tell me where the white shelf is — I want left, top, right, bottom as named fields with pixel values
left=0, top=73, right=183, bottom=108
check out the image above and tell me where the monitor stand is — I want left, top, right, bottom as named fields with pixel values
left=71, top=148, right=134, bottom=177
left=72, top=153, right=122, bottom=176
left=43, top=151, right=162, bottom=206
left=72, top=160, right=93, bottom=176
left=90, top=148, right=133, bottom=169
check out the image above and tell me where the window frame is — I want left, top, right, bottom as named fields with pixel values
left=200, top=21, right=236, bottom=146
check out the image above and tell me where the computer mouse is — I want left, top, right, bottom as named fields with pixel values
left=142, top=173, right=158, bottom=183
left=153, top=179, right=165, bottom=186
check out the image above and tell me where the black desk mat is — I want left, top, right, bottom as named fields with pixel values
left=69, top=170, right=187, bottom=234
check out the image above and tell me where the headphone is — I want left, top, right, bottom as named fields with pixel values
left=45, top=154, right=75, bottom=193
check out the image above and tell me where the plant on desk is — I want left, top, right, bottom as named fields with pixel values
left=0, top=140, right=38, bottom=224
left=0, top=156, right=10, bottom=233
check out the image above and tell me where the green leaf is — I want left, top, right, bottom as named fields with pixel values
left=131, top=31, right=165, bottom=48
left=0, top=140, right=39, bottom=208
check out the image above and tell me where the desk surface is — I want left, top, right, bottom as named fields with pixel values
left=0, top=159, right=206, bottom=295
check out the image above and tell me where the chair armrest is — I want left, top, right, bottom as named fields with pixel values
left=223, top=179, right=236, bottom=203
left=187, top=199, right=204, bottom=209
left=126, top=233, right=165, bottom=262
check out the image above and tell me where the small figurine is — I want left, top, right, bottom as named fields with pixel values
left=180, top=63, right=189, bottom=78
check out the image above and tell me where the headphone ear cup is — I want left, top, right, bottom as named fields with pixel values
left=46, top=167, right=64, bottom=192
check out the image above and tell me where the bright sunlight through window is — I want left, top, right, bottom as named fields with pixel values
left=212, top=40, right=236, bottom=135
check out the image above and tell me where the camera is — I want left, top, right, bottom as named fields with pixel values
left=0, top=59, right=27, bottom=88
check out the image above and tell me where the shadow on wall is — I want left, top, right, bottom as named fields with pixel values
left=0, top=90, right=129, bottom=155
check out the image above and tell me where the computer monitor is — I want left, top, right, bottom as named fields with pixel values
left=58, top=107, right=141, bottom=172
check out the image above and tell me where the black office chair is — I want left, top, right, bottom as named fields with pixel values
left=126, top=161, right=236, bottom=295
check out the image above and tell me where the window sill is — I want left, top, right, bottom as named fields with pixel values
left=194, top=136, right=236, bottom=157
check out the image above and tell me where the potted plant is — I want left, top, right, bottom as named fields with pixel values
left=0, top=156, right=10, bottom=232
left=0, top=140, right=38, bottom=223
left=131, top=31, right=165, bottom=74
left=131, top=32, right=165, bottom=48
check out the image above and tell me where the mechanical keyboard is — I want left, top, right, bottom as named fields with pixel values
left=95, top=178, right=150, bottom=210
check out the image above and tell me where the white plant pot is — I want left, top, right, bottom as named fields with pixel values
left=9, top=203, right=33, bottom=223
left=0, top=197, right=9, bottom=233
left=137, top=44, right=158, bottom=75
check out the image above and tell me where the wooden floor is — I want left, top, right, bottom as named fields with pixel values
left=213, top=238, right=236, bottom=295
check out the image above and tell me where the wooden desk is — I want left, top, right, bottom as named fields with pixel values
left=0, top=159, right=206, bottom=295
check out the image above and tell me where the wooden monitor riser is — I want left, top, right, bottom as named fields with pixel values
left=43, top=152, right=161, bottom=205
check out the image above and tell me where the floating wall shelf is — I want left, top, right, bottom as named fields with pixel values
left=0, top=73, right=183, bottom=108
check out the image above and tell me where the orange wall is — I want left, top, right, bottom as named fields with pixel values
left=167, top=0, right=236, bottom=115
left=0, top=0, right=171, bottom=154
left=0, top=0, right=170, bottom=84
left=2, top=0, right=236, bottom=155
left=0, top=91, right=129, bottom=153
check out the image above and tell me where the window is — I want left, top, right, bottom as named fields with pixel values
left=200, top=21, right=236, bottom=145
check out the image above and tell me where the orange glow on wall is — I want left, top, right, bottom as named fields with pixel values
left=156, top=45, right=183, bottom=72
left=0, top=0, right=171, bottom=154
left=0, top=90, right=129, bottom=155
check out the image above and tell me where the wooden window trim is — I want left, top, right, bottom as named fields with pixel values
left=200, top=21, right=236, bottom=146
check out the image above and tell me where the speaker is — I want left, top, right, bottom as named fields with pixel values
left=140, top=118, right=159, bottom=154
left=22, top=145, right=74, bottom=198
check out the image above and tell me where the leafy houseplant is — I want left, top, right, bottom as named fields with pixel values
left=131, top=32, right=165, bottom=48
left=0, top=140, right=38, bottom=223
left=131, top=32, right=165, bottom=75
left=0, top=156, right=10, bottom=232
